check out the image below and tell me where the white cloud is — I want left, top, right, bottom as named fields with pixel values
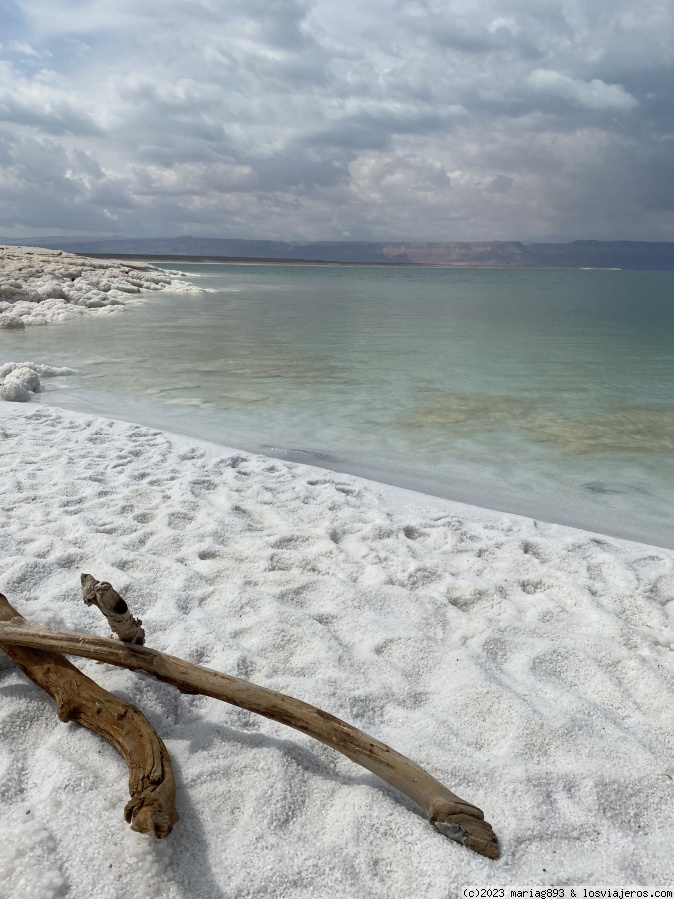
left=527, top=69, right=638, bottom=111
left=8, top=41, right=42, bottom=57
left=0, top=60, right=101, bottom=134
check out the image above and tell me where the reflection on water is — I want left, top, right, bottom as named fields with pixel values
left=2, top=263, right=674, bottom=546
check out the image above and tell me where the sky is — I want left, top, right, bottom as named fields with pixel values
left=0, top=0, right=673, bottom=243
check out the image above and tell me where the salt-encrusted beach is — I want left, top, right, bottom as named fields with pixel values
left=1, top=248, right=673, bottom=895
left=0, top=246, right=200, bottom=329
left=1, top=402, right=673, bottom=897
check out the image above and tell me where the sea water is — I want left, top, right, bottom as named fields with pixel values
left=2, top=263, right=674, bottom=547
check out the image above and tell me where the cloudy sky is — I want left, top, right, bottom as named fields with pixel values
left=0, top=0, right=673, bottom=242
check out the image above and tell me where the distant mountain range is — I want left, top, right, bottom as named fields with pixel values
left=4, top=236, right=674, bottom=269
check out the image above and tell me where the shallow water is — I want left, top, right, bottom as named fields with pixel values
left=2, top=263, right=674, bottom=546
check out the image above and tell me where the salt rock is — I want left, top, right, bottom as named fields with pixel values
left=6, top=365, right=40, bottom=391
left=0, top=380, right=31, bottom=402
left=0, top=361, right=77, bottom=402
left=0, top=361, right=76, bottom=379
left=0, top=245, right=202, bottom=327
left=0, top=315, right=25, bottom=329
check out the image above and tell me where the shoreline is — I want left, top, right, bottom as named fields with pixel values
left=2, top=249, right=671, bottom=550
left=1, top=403, right=673, bottom=894
left=27, top=383, right=674, bottom=551
left=2, top=248, right=673, bottom=892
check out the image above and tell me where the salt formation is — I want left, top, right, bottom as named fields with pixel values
left=0, top=315, right=25, bottom=329
left=0, top=245, right=201, bottom=327
left=0, top=361, right=76, bottom=402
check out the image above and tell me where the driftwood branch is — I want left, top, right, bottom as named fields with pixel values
left=0, top=600, right=499, bottom=859
left=0, top=593, right=178, bottom=837
left=81, top=573, right=145, bottom=644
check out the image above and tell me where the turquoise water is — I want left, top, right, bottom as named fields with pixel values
left=2, top=263, right=674, bottom=546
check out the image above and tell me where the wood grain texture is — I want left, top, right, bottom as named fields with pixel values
left=0, top=609, right=499, bottom=859
left=0, top=594, right=178, bottom=838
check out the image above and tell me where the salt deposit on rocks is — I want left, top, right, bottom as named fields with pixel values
left=0, top=315, right=24, bottom=330
left=0, top=361, right=76, bottom=402
left=0, top=245, right=201, bottom=327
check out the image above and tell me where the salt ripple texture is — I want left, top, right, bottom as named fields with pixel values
left=0, top=405, right=673, bottom=897
left=0, top=245, right=201, bottom=327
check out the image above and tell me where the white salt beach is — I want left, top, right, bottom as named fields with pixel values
left=1, top=249, right=673, bottom=896
left=0, top=403, right=673, bottom=898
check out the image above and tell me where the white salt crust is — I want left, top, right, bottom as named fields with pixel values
left=0, top=245, right=201, bottom=328
left=0, top=406, right=673, bottom=896
left=0, top=361, right=76, bottom=403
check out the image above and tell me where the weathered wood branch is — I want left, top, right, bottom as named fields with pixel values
left=0, top=594, right=178, bottom=838
left=0, top=612, right=499, bottom=859
left=81, top=572, right=145, bottom=644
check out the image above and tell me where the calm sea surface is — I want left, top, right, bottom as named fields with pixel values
left=3, top=263, right=674, bottom=546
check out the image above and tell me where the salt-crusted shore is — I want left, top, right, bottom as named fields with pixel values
left=0, top=245, right=202, bottom=401
left=0, top=245, right=200, bottom=329
left=0, top=403, right=673, bottom=897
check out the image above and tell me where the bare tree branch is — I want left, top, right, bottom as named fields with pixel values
left=0, top=594, right=178, bottom=838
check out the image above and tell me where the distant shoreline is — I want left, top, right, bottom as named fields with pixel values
left=84, top=253, right=419, bottom=266
left=80, top=252, right=624, bottom=270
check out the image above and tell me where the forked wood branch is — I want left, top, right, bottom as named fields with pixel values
left=0, top=585, right=499, bottom=859
left=0, top=593, right=178, bottom=838
left=81, top=572, right=145, bottom=644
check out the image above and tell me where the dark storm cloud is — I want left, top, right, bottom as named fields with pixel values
left=302, top=104, right=463, bottom=152
left=0, top=130, right=138, bottom=231
left=0, top=0, right=672, bottom=240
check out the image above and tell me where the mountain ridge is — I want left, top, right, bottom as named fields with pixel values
left=3, top=236, right=674, bottom=269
